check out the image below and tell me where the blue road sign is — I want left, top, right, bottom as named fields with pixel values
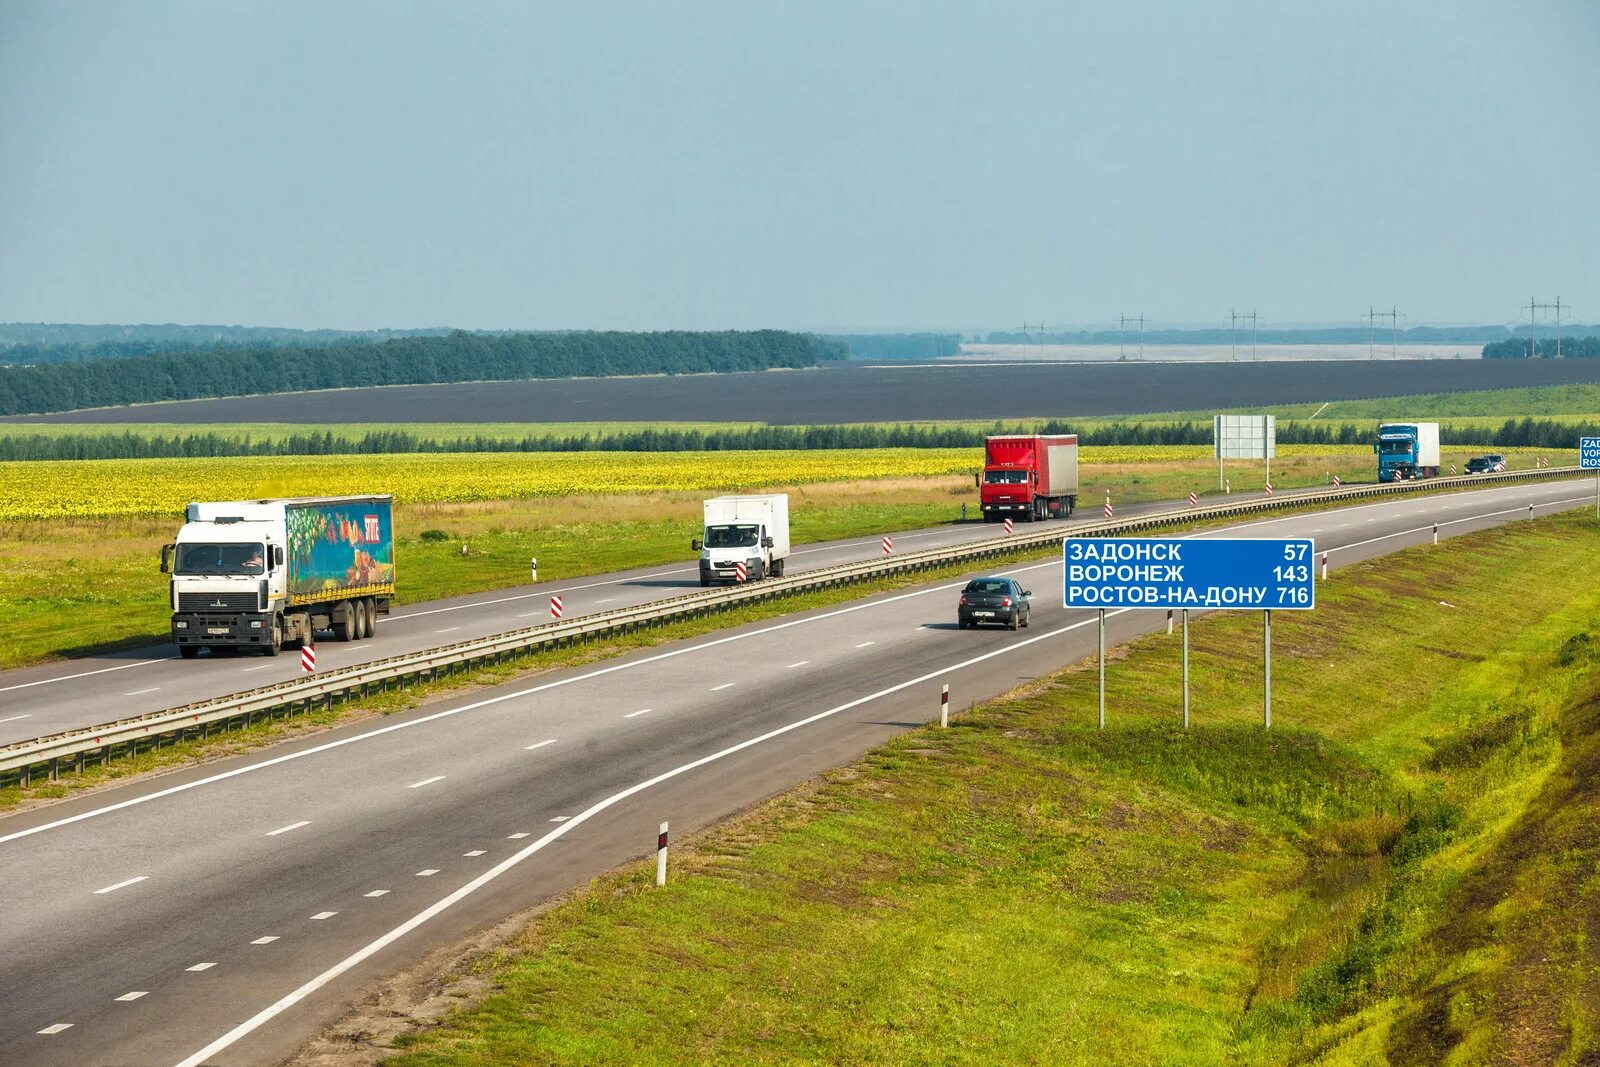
left=1064, top=537, right=1315, bottom=610
left=1581, top=437, right=1600, bottom=469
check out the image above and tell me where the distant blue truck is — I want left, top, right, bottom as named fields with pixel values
left=1375, top=422, right=1441, bottom=483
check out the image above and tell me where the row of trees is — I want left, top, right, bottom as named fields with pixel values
left=0, top=330, right=846, bottom=415
left=5, top=417, right=1582, bottom=461
left=1482, top=336, right=1600, bottom=359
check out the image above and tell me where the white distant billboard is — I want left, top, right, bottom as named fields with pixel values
left=1214, top=414, right=1276, bottom=459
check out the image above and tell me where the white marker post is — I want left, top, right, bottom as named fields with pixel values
left=530, top=556, right=538, bottom=583
left=655, top=822, right=669, bottom=887
left=940, top=683, right=949, bottom=729
left=1321, top=552, right=1329, bottom=581
left=1263, top=610, right=1272, bottom=729
left=1166, top=609, right=1173, bottom=635
left=1432, top=524, right=1438, bottom=545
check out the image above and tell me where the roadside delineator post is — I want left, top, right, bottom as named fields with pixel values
left=550, top=594, right=564, bottom=619
left=656, top=822, right=669, bottom=886
left=1433, top=524, right=1438, bottom=545
left=940, top=683, right=949, bottom=729
left=1320, top=552, right=1329, bottom=581
left=1166, top=608, right=1173, bottom=635
left=1187, top=491, right=1198, bottom=507
left=530, top=556, right=538, bottom=583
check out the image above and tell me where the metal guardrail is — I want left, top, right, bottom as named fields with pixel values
left=1, top=465, right=1586, bottom=787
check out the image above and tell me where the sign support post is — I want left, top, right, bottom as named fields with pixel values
left=1582, top=438, right=1600, bottom=518
left=1097, top=609, right=1106, bottom=729
left=1181, top=609, right=1190, bottom=730
left=1263, top=610, right=1272, bottom=729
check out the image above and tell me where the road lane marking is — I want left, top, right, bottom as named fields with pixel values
left=115, top=992, right=148, bottom=1002
left=265, top=820, right=310, bottom=836
left=251, top=936, right=279, bottom=945
left=710, top=683, right=735, bottom=691
left=310, top=912, right=337, bottom=920
left=595, top=598, right=617, bottom=604
left=169, top=605, right=1141, bottom=1067
left=20, top=484, right=1593, bottom=850
left=364, top=890, right=390, bottom=897
left=786, top=661, right=810, bottom=668
left=124, top=687, right=162, bottom=696
left=435, top=627, right=461, bottom=633
left=854, top=642, right=875, bottom=648
left=242, top=664, right=273, bottom=672
left=524, top=740, right=556, bottom=751
left=549, top=816, right=569, bottom=822
left=416, top=869, right=439, bottom=877
left=507, top=833, right=529, bottom=839
left=624, top=708, right=652, bottom=718
left=37, top=1023, right=73, bottom=1034
left=186, top=962, right=216, bottom=972
left=0, top=658, right=161, bottom=694
left=463, top=850, right=486, bottom=857
left=407, top=776, right=445, bottom=789
left=0, top=714, right=31, bottom=723
left=94, top=876, right=147, bottom=895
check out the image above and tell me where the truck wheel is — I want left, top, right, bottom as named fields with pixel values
left=179, top=645, right=200, bottom=660
left=353, top=600, right=369, bottom=640
left=334, top=602, right=356, bottom=642
left=700, top=578, right=711, bottom=587
left=364, top=598, right=378, bottom=638
left=771, top=558, right=785, bottom=578
left=263, top=617, right=282, bottom=656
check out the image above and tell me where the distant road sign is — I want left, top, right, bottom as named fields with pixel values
left=1580, top=437, right=1600, bottom=468
left=1064, top=537, right=1315, bottom=610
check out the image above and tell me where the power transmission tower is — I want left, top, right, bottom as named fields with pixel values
left=1230, top=309, right=1258, bottom=360
left=1365, top=306, right=1402, bottom=359
left=1118, top=313, right=1147, bottom=361
left=1016, top=321, right=1050, bottom=356
left=1525, top=297, right=1569, bottom=358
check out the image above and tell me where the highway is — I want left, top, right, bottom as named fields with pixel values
left=0, top=478, right=1590, bottom=1066
left=0, top=487, right=1302, bottom=746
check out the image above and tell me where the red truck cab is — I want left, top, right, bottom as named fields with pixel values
left=980, top=434, right=1079, bottom=521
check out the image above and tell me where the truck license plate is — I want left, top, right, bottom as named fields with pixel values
left=207, top=627, right=229, bottom=635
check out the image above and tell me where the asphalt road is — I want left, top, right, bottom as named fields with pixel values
left=0, top=478, right=1591, bottom=1067
left=0, top=488, right=1300, bottom=746
left=10, top=358, right=1600, bottom=424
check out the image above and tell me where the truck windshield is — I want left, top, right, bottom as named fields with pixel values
left=984, top=470, right=1028, bottom=484
left=704, top=524, right=760, bottom=548
left=175, top=543, right=265, bottom=576
left=1378, top=440, right=1413, bottom=455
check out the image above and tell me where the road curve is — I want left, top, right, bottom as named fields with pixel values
left=0, top=479, right=1588, bottom=1066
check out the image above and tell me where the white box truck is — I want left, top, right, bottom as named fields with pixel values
left=693, top=494, right=790, bottom=585
left=161, top=495, right=395, bottom=658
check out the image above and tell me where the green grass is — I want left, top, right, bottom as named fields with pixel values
left=375, top=512, right=1600, bottom=1066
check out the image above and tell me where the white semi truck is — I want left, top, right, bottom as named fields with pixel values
left=693, top=494, right=790, bottom=585
left=161, top=495, right=395, bottom=658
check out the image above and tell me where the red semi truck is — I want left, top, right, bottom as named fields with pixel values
left=979, top=434, right=1079, bottom=521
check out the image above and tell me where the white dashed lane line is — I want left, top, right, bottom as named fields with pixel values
left=364, top=890, right=390, bottom=898
left=524, top=740, right=556, bottom=751
left=93, top=876, right=147, bottom=895
left=310, top=912, right=337, bottom=921
left=710, top=683, right=735, bottom=692
left=416, top=869, right=439, bottom=877
left=624, top=708, right=652, bottom=718
left=407, top=776, right=445, bottom=789
left=508, top=833, right=530, bottom=840
left=115, top=992, right=147, bottom=1002
left=786, top=661, right=810, bottom=668
left=0, top=714, right=32, bottom=723
left=186, top=963, right=216, bottom=972
left=549, top=815, right=570, bottom=823
left=250, top=936, right=279, bottom=945
left=265, top=820, right=310, bottom=836
left=463, top=850, right=486, bottom=857
left=124, top=687, right=161, bottom=696
left=37, top=1023, right=72, bottom=1035
left=854, top=642, right=875, bottom=648
left=435, top=627, right=460, bottom=634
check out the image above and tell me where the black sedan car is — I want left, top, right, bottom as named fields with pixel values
left=1464, top=454, right=1506, bottom=474
left=958, top=577, right=1032, bottom=630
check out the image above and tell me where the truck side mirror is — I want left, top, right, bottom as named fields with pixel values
left=691, top=538, right=704, bottom=552
left=160, top=544, right=174, bottom=573
left=272, top=546, right=284, bottom=569
left=762, top=536, right=774, bottom=548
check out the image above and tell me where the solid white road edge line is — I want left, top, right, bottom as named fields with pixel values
left=0, top=658, right=162, bottom=695
left=2, top=484, right=1581, bottom=849
left=170, top=605, right=1133, bottom=1067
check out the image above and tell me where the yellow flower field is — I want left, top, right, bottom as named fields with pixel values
left=0, top=443, right=1444, bottom=522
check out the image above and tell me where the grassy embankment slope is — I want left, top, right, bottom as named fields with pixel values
left=0, top=445, right=1434, bottom=671
left=371, top=512, right=1600, bottom=1066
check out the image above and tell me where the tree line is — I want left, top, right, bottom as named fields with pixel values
left=0, top=330, right=846, bottom=415
left=1482, top=336, right=1600, bottom=359
left=4, top=417, right=1583, bottom=461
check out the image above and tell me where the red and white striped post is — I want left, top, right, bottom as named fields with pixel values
left=1264, top=481, right=1274, bottom=496
left=549, top=594, right=564, bottom=619
left=1187, top=491, right=1198, bottom=507
left=881, top=535, right=893, bottom=556
left=734, top=561, right=748, bottom=582
left=939, top=683, right=949, bottom=729
left=1332, top=474, right=1342, bottom=488
left=1002, top=517, right=1014, bottom=534
left=300, top=644, right=316, bottom=673
left=1103, top=494, right=1113, bottom=520
left=1449, top=463, right=1456, bottom=475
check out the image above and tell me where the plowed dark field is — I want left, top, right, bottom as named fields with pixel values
left=10, top=359, right=1600, bottom=425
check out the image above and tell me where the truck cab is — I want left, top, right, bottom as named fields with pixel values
left=694, top=494, right=790, bottom=586
left=1375, top=422, right=1441, bottom=483
left=162, top=506, right=287, bottom=657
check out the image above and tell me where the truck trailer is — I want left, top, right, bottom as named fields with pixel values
left=694, top=494, right=790, bottom=585
left=161, top=495, right=395, bottom=658
left=1374, top=422, right=1441, bottom=482
left=979, top=434, right=1079, bottom=521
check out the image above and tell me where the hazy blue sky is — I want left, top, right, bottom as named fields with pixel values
left=1, top=1, right=1595, bottom=331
